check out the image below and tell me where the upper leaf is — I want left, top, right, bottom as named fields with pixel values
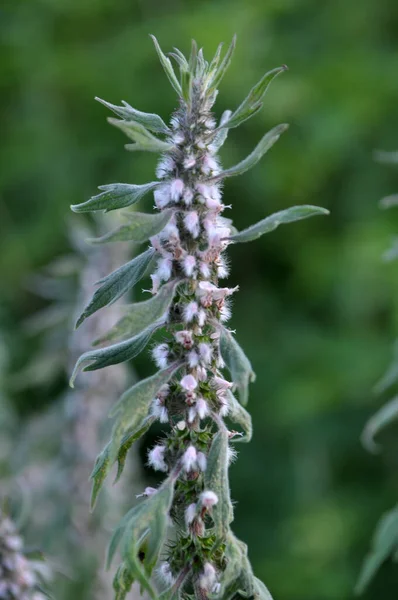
left=204, top=427, right=233, bottom=540
left=87, top=209, right=174, bottom=246
left=220, top=66, right=288, bottom=130
left=374, top=340, right=398, bottom=394
left=361, top=396, right=398, bottom=454
left=93, top=280, right=180, bottom=346
left=228, top=205, right=329, bottom=244
left=210, top=110, right=232, bottom=153
left=220, top=327, right=255, bottom=406
left=95, top=97, right=169, bottom=134
left=150, top=36, right=182, bottom=96
left=108, top=118, right=172, bottom=153
left=380, top=194, right=398, bottom=209
left=208, top=35, right=237, bottom=92
left=71, top=182, right=159, bottom=213
left=210, top=124, right=289, bottom=181
left=70, top=322, right=160, bottom=386
left=374, top=150, right=398, bottom=165
left=75, top=248, right=155, bottom=328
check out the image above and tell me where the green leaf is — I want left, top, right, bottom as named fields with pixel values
left=220, top=327, right=255, bottom=406
left=210, top=124, right=289, bottom=181
left=209, top=35, right=237, bottom=91
left=71, top=182, right=159, bottom=213
left=226, top=391, right=252, bottom=442
left=109, top=477, right=175, bottom=599
left=95, top=97, right=169, bottom=133
left=355, top=506, right=398, bottom=594
left=150, top=36, right=182, bottom=96
left=383, top=238, right=398, bottom=262
left=87, top=209, right=174, bottom=246
left=70, top=322, right=159, bottom=387
left=113, top=563, right=135, bottom=600
left=221, top=66, right=287, bottom=129
left=361, top=396, right=398, bottom=454
left=204, top=427, right=233, bottom=540
left=210, top=110, right=232, bottom=152
left=228, top=205, right=329, bottom=244
left=108, top=118, right=173, bottom=153
left=75, top=248, right=155, bottom=328
left=252, top=577, right=274, bottom=600
left=115, top=418, right=155, bottom=483
left=374, top=150, right=398, bottom=165
left=93, top=280, right=180, bottom=345
left=90, top=365, right=179, bottom=507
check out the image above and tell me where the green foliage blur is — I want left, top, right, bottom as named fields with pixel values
left=2, top=0, right=398, bottom=598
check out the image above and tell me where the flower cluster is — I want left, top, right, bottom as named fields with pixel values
left=0, top=510, right=48, bottom=600
left=70, top=35, right=327, bottom=600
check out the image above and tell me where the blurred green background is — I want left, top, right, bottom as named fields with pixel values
left=2, top=0, right=398, bottom=598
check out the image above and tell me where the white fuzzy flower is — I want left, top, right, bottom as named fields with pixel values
left=196, top=397, right=209, bottom=419
left=213, top=376, right=233, bottom=390
left=154, top=185, right=171, bottom=208
left=170, top=178, right=184, bottom=201
left=152, top=343, right=169, bottom=369
left=198, top=343, right=212, bottom=364
left=180, top=374, right=197, bottom=392
left=150, top=273, right=161, bottom=294
left=219, top=395, right=230, bottom=417
left=182, top=255, right=196, bottom=277
left=197, top=309, right=207, bottom=327
left=187, top=406, right=197, bottom=423
left=201, top=154, right=220, bottom=176
left=182, top=445, right=197, bottom=472
left=156, top=257, right=173, bottom=282
left=136, top=486, right=157, bottom=498
left=175, top=330, right=193, bottom=349
left=188, top=350, right=199, bottom=368
left=161, top=220, right=180, bottom=244
left=197, top=451, right=207, bottom=472
left=199, top=562, right=217, bottom=590
left=183, top=301, right=199, bottom=323
left=199, top=261, right=211, bottom=278
left=158, top=562, right=176, bottom=585
left=183, top=187, right=194, bottom=205
left=197, top=366, right=207, bottom=381
left=173, top=131, right=185, bottom=145
left=183, top=155, right=196, bottom=169
left=227, top=445, right=238, bottom=464
left=220, top=301, right=232, bottom=322
left=148, top=445, right=167, bottom=472
left=217, top=256, right=229, bottom=279
left=200, top=490, right=218, bottom=509
left=185, top=503, right=197, bottom=525
left=184, top=211, right=200, bottom=238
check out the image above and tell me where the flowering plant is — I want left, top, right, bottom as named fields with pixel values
left=70, top=36, right=328, bottom=600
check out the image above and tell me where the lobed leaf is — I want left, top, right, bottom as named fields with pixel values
left=95, top=96, right=169, bottom=133
left=226, top=390, right=252, bottom=442
left=93, top=280, right=180, bottom=345
left=87, top=209, right=174, bottom=246
left=355, top=506, right=398, bottom=594
left=71, top=182, right=159, bottom=213
left=220, top=327, right=255, bottom=406
left=108, top=118, right=173, bottom=153
left=204, top=427, right=233, bottom=540
left=150, top=36, right=182, bottom=96
left=361, top=396, right=398, bottom=454
left=90, top=365, right=179, bottom=507
left=210, top=124, right=289, bottom=181
left=75, top=248, right=155, bottom=328
left=70, top=321, right=160, bottom=387
left=228, top=205, right=329, bottom=244
left=221, top=66, right=287, bottom=130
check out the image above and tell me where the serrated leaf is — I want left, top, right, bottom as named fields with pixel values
left=90, top=365, right=179, bottom=507
left=70, top=322, right=159, bottom=387
left=75, top=248, right=155, bottom=328
left=210, top=110, right=232, bottom=153
left=95, top=97, right=169, bottom=134
left=71, top=182, right=159, bottom=213
left=220, top=327, right=255, bottom=406
left=204, top=428, right=233, bottom=540
left=226, top=390, right=252, bottom=442
left=150, top=36, right=182, bottom=96
left=108, top=118, right=173, bottom=153
left=115, top=418, right=155, bottom=483
left=361, top=396, right=398, bottom=454
left=221, top=66, right=287, bottom=130
left=94, top=280, right=180, bottom=345
left=109, top=477, right=175, bottom=599
left=355, top=506, right=398, bottom=594
left=210, top=124, right=289, bottom=182
left=228, top=205, right=329, bottom=244
left=209, top=35, right=236, bottom=91
left=88, top=210, right=174, bottom=246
